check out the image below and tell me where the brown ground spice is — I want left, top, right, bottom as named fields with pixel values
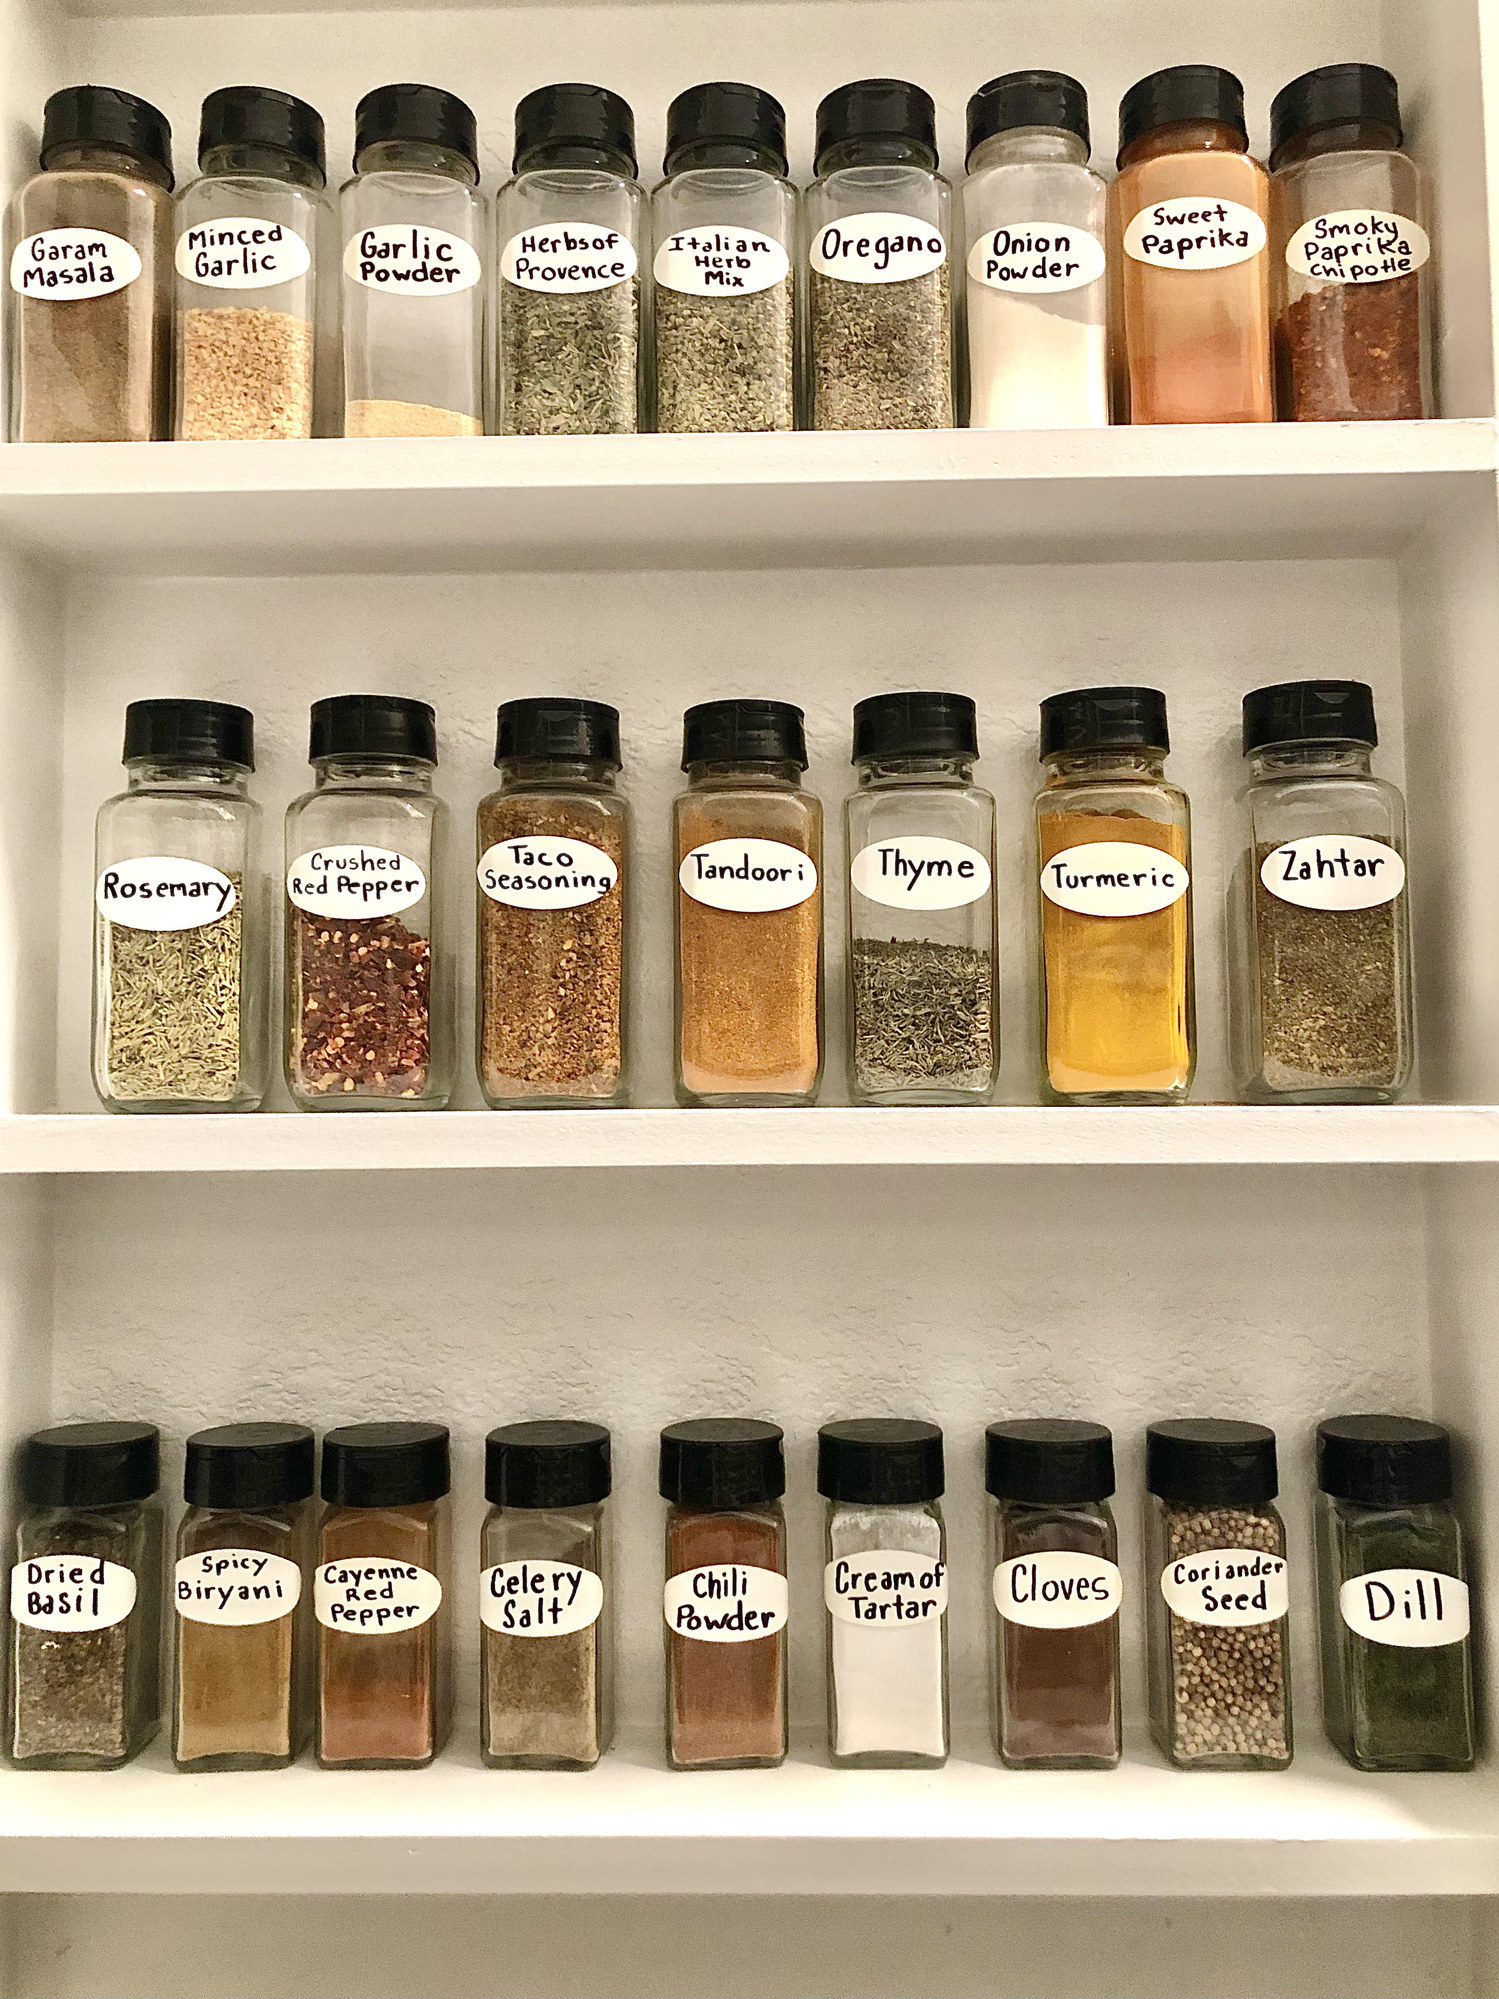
left=1280, top=275, right=1424, bottom=420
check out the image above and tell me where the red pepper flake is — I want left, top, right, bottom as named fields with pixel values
left=293, top=911, right=430, bottom=1098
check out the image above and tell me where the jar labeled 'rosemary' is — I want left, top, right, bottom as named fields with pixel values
left=652, top=82, right=795, bottom=434
left=497, top=84, right=643, bottom=436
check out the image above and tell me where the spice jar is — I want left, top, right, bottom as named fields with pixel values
left=652, top=82, right=795, bottom=434
left=497, top=84, right=643, bottom=436
left=1145, top=1420, right=1292, bottom=1771
left=1315, top=1416, right=1473, bottom=1772
left=660, top=1419, right=787, bottom=1770
left=1035, top=687, right=1194, bottom=1103
left=1108, top=67, right=1272, bottom=424
left=846, top=691, right=997, bottom=1104
left=986, top=1419, right=1121, bottom=1770
left=963, top=71, right=1109, bottom=429
left=340, top=85, right=485, bottom=437
left=481, top=1421, right=613, bottom=1769
left=93, top=699, right=266, bottom=1113
left=675, top=700, right=822, bottom=1105
left=1271, top=67, right=1430, bottom=421
left=1231, top=681, right=1412, bottom=1104
left=285, top=695, right=451, bottom=1109
left=173, top=87, right=331, bottom=441
left=174, top=1422, right=315, bottom=1771
left=6, top=86, right=173, bottom=442
left=819, top=1419, right=947, bottom=1769
left=806, top=80, right=953, bottom=430
left=477, top=699, right=627, bottom=1107
left=9, top=1422, right=163, bottom=1769
left=316, top=1422, right=451, bottom=1769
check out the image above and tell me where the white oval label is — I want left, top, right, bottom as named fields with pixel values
left=664, top=1563, right=788, bottom=1642
left=480, top=1561, right=604, bottom=1636
left=478, top=838, right=618, bottom=910
left=810, top=212, right=946, bottom=285
left=11, top=1556, right=137, bottom=1631
left=851, top=836, right=990, bottom=910
left=97, top=857, right=237, bottom=931
left=679, top=838, right=817, bottom=912
left=175, top=218, right=312, bottom=291
left=1338, top=1568, right=1469, bottom=1648
left=288, top=846, right=426, bottom=918
left=1124, top=198, right=1267, bottom=271
left=315, top=1559, right=442, bottom=1633
left=654, top=227, right=789, bottom=297
left=175, top=1551, right=302, bottom=1626
left=1287, top=210, right=1430, bottom=285
left=994, top=1553, right=1122, bottom=1629
left=824, top=1550, right=947, bottom=1625
left=1041, top=841, right=1189, bottom=917
left=500, top=225, right=637, bottom=295
left=11, top=228, right=142, bottom=300
left=1261, top=836, right=1405, bottom=911
left=344, top=225, right=481, bottom=294
left=967, top=225, right=1106, bottom=294
left=1160, top=1548, right=1288, bottom=1627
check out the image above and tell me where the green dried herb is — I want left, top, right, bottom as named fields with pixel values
left=500, top=279, right=639, bottom=436
left=851, top=937, right=993, bottom=1094
left=810, top=266, right=952, bottom=430
left=101, top=876, right=243, bottom=1102
left=655, top=281, right=795, bottom=433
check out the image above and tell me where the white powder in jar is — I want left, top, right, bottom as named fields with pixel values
left=967, top=289, right=1108, bottom=428
left=826, top=1504, right=947, bottom=1762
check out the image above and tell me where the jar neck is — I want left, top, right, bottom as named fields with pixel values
left=497, top=755, right=617, bottom=791
left=126, top=758, right=249, bottom=796
left=44, top=141, right=171, bottom=189
left=969, top=126, right=1088, bottom=172
left=1119, top=120, right=1248, bottom=170
left=685, top=758, right=802, bottom=788
left=1043, top=747, right=1166, bottom=785
left=1247, top=744, right=1374, bottom=779
left=1273, top=121, right=1401, bottom=170
left=857, top=752, right=975, bottom=786
left=355, top=140, right=476, bottom=186
left=312, top=756, right=434, bottom=792
left=819, top=140, right=937, bottom=175
left=199, top=141, right=324, bottom=190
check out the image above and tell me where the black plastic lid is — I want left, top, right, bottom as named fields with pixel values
left=1317, top=1415, right=1453, bottom=1508
left=22, top=1421, right=160, bottom=1509
left=513, top=83, right=636, bottom=177
left=486, top=1421, right=612, bottom=1508
left=967, top=71, right=1089, bottom=167
left=495, top=698, right=620, bottom=769
left=1039, top=686, right=1169, bottom=758
left=852, top=690, right=977, bottom=763
left=1147, top=1420, right=1278, bottom=1507
left=123, top=698, right=254, bottom=771
left=817, top=1418, right=944, bottom=1504
left=815, top=79, right=938, bottom=175
left=682, top=699, right=806, bottom=770
left=40, top=86, right=173, bottom=187
left=664, top=82, right=787, bottom=177
left=184, top=1423, right=316, bottom=1510
left=199, top=86, right=325, bottom=184
left=309, top=694, right=436, bottom=765
left=354, top=84, right=477, bottom=178
left=1242, top=680, right=1377, bottom=755
left=1118, top=66, right=1247, bottom=165
left=985, top=1419, right=1115, bottom=1504
left=659, top=1418, right=785, bottom=1508
left=321, top=1422, right=450, bottom=1507
left=1271, top=65, right=1401, bottom=168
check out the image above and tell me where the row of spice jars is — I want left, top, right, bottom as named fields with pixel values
left=8, top=61, right=1431, bottom=446
left=9, top=1412, right=1473, bottom=1778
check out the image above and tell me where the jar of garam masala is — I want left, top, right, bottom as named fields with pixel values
left=675, top=700, right=822, bottom=1105
left=1036, top=686, right=1194, bottom=1103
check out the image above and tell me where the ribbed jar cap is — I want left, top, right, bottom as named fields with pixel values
left=321, top=1422, right=450, bottom=1506
left=486, top=1421, right=612, bottom=1507
left=1146, top=1420, right=1278, bottom=1507
left=967, top=71, right=1089, bottom=166
left=817, top=1418, right=944, bottom=1504
left=1317, top=1415, right=1452, bottom=1507
left=354, top=84, right=477, bottom=177
left=1039, top=686, right=1168, bottom=758
left=495, top=698, right=620, bottom=768
left=21, top=1422, right=160, bottom=1509
left=123, top=698, right=254, bottom=770
left=664, top=81, right=787, bottom=177
left=986, top=1419, right=1115, bottom=1503
left=1270, top=64, right=1401, bottom=168
left=852, top=691, right=977, bottom=763
left=659, top=1418, right=785, bottom=1508
left=681, top=699, right=806, bottom=769
left=309, top=694, right=436, bottom=765
left=815, top=78, right=937, bottom=174
left=184, top=1423, right=316, bottom=1509
left=513, top=82, right=636, bottom=177
left=41, top=86, right=173, bottom=186
left=1241, top=680, right=1376, bottom=755
left=198, top=85, right=325, bottom=184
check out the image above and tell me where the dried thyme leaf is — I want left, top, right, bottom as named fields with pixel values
left=102, top=878, right=243, bottom=1102
left=500, top=277, right=639, bottom=435
left=851, top=938, right=993, bottom=1094
left=655, top=281, right=794, bottom=433
left=810, top=265, right=952, bottom=430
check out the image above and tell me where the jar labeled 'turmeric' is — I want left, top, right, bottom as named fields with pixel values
left=93, top=699, right=267, bottom=1113
left=9, top=1422, right=164, bottom=1769
left=1145, top=1420, right=1292, bottom=1771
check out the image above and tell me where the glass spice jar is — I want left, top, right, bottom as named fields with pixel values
left=1315, top=1416, right=1474, bottom=1772
left=477, top=699, right=627, bottom=1108
left=963, top=71, right=1109, bottom=429
left=1271, top=66, right=1430, bottom=421
left=497, top=84, right=644, bottom=437
left=819, top=1419, right=948, bottom=1769
left=675, top=700, right=822, bottom=1106
left=1108, top=66, right=1272, bottom=424
left=340, top=85, right=485, bottom=438
left=285, top=695, right=451, bottom=1110
left=652, top=82, right=795, bottom=434
left=316, top=1422, right=451, bottom=1769
left=9, top=1422, right=164, bottom=1769
left=806, top=79, right=954, bottom=431
left=846, top=691, right=997, bottom=1104
left=660, top=1419, right=787, bottom=1771
left=987, top=1419, right=1121, bottom=1770
left=481, top=1421, right=613, bottom=1769
left=1035, top=687, right=1194, bottom=1104
left=1145, top=1419, right=1292, bottom=1771
left=174, top=1422, right=315, bottom=1772
left=7, top=86, right=173, bottom=442
left=1231, top=680, right=1413, bottom=1104
left=93, top=699, right=266, bottom=1113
